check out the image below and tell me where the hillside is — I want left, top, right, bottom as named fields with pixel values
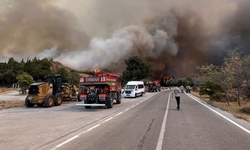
left=50, top=61, right=72, bottom=72
left=51, top=61, right=90, bottom=77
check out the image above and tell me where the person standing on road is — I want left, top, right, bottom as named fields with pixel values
left=172, top=86, right=181, bottom=111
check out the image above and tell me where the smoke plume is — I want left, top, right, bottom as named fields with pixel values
left=0, top=0, right=89, bottom=60
left=1, top=0, right=250, bottom=78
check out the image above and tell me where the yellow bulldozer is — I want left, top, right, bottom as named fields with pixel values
left=61, top=83, right=78, bottom=100
left=25, top=74, right=63, bottom=108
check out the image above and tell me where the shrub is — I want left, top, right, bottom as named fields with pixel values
left=199, top=82, right=224, bottom=97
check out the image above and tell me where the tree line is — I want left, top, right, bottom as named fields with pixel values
left=0, top=57, right=51, bottom=87
left=0, top=56, right=154, bottom=90
left=0, top=57, right=80, bottom=90
left=192, top=50, right=250, bottom=106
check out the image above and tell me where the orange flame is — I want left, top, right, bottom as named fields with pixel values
left=94, top=68, right=101, bottom=74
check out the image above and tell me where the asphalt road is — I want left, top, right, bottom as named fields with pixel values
left=1, top=91, right=250, bottom=150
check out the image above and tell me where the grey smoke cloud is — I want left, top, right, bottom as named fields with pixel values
left=49, top=25, right=174, bottom=71
left=0, top=0, right=89, bottom=60
left=1, top=0, right=250, bottom=77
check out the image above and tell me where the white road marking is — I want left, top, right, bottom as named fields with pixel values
left=156, top=92, right=171, bottom=150
left=116, top=112, right=123, bottom=116
left=187, top=93, right=250, bottom=135
left=87, top=124, right=100, bottom=132
left=56, top=135, right=79, bottom=148
left=104, top=117, right=114, bottom=122
left=125, top=108, right=130, bottom=111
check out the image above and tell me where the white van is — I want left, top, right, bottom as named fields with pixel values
left=124, top=81, right=145, bottom=98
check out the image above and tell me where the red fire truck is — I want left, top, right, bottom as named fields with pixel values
left=146, top=80, right=161, bottom=92
left=76, top=73, right=122, bottom=109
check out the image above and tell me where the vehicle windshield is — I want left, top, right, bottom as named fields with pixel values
left=126, top=85, right=135, bottom=89
left=28, top=86, right=39, bottom=94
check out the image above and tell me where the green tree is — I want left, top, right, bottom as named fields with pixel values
left=199, top=82, right=224, bottom=97
left=166, top=78, right=177, bottom=87
left=196, top=64, right=224, bottom=84
left=223, top=50, right=250, bottom=106
left=122, top=56, right=153, bottom=83
left=241, top=56, right=250, bottom=99
left=195, top=63, right=230, bottom=104
left=16, top=73, right=34, bottom=94
left=56, top=68, right=69, bottom=83
left=0, top=70, right=16, bottom=86
left=7, top=57, right=18, bottom=70
left=68, top=71, right=81, bottom=85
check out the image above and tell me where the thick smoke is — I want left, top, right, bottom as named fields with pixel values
left=1, top=0, right=250, bottom=78
left=43, top=25, right=177, bottom=71
left=0, top=0, right=89, bottom=60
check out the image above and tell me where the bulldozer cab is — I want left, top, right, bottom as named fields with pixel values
left=45, top=74, right=62, bottom=95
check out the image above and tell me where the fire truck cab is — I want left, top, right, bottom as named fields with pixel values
left=76, top=73, right=122, bottom=109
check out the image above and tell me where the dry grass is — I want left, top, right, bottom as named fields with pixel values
left=0, top=100, right=25, bottom=110
left=0, top=88, right=12, bottom=95
left=191, top=91, right=250, bottom=122
left=0, top=88, right=19, bottom=95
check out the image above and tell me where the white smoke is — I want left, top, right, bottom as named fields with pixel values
left=37, top=25, right=178, bottom=71
left=37, top=47, right=58, bottom=59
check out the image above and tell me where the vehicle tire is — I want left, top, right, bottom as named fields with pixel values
left=116, top=92, right=121, bottom=104
left=85, top=106, right=91, bottom=109
left=106, top=93, right=114, bottom=108
left=77, top=92, right=82, bottom=101
left=55, top=94, right=62, bottom=106
left=25, top=96, right=34, bottom=107
left=44, top=95, right=55, bottom=108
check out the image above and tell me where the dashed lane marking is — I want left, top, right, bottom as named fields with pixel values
left=104, top=117, right=114, bottom=122
left=55, top=135, right=79, bottom=148
left=125, top=108, right=130, bottom=111
left=87, top=124, right=100, bottom=132
left=115, top=112, right=123, bottom=116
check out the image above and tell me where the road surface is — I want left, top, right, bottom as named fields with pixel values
left=0, top=91, right=250, bottom=150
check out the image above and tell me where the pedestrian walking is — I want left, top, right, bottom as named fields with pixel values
left=172, top=86, right=181, bottom=111
left=186, top=85, right=190, bottom=93
left=180, top=86, right=184, bottom=93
